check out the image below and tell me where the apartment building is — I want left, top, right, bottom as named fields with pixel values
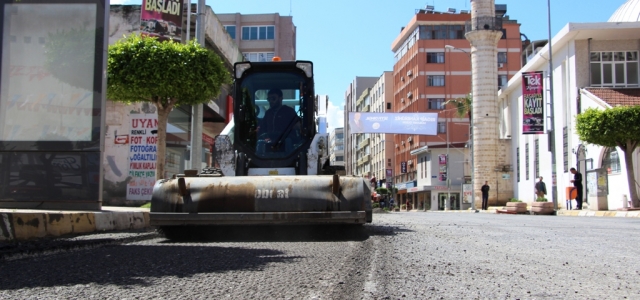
left=390, top=5, right=521, bottom=209
left=369, top=72, right=395, bottom=188
left=217, top=13, right=296, bottom=61
left=344, top=77, right=378, bottom=176
left=329, top=127, right=345, bottom=167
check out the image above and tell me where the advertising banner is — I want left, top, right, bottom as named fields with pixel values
left=522, top=71, right=544, bottom=134
left=400, top=161, right=407, bottom=173
left=140, top=0, right=183, bottom=42
left=348, top=112, right=438, bottom=135
left=462, top=184, right=472, bottom=203
left=386, top=169, right=393, bottom=183
left=126, top=116, right=158, bottom=200
left=438, top=154, right=447, bottom=181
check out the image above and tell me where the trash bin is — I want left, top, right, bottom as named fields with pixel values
left=565, top=187, right=577, bottom=209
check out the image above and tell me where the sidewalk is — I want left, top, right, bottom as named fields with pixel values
left=419, top=205, right=640, bottom=218
left=0, top=206, right=150, bottom=242
left=3, top=205, right=639, bottom=242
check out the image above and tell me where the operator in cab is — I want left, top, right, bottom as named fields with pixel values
left=257, top=88, right=300, bottom=144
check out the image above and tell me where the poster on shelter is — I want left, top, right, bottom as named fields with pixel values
left=348, top=112, right=438, bottom=135
left=126, top=116, right=158, bottom=200
left=140, top=0, right=183, bottom=42
left=522, top=71, right=544, bottom=134
left=438, top=154, right=447, bottom=181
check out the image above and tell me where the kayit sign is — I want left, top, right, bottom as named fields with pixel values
left=522, top=71, right=544, bottom=134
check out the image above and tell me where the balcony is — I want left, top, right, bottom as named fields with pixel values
left=358, top=138, right=370, bottom=149
left=465, top=16, right=503, bottom=32
left=357, top=154, right=370, bottom=166
left=363, top=104, right=370, bottom=112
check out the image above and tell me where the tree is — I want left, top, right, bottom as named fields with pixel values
left=575, top=106, right=640, bottom=207
left=444, top=93, right=472, bottom=118
left=107, top=34, right=231, bottom=180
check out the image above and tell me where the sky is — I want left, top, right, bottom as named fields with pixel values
left=112, top=0, right=629, bottom=131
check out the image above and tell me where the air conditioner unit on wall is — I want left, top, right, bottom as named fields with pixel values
left=408, top=160, right=413, bottom=165
left=407, top=70, right=413, bottom=77
left=498, top=63, right=504, bottom=68
left=408, top=136, right=413, bottom=143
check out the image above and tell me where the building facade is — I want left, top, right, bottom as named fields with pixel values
left=329, top=128, right=344, bottom=167
left=369, top=72, right=395, bottom=188
left=500, top=15, right=640, bottom=210
left=344, top=77, right=378, bottom=176
left=390, top=4, right=521, bottom=209
left=217, top=13, right=296, bottom=61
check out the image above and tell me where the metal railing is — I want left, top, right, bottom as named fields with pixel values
left=465, top=16, right=503, bottom=32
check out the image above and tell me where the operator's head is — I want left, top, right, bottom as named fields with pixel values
left=267, top=88, right=283, bottom=108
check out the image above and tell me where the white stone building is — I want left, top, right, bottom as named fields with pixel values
left=499, top=1, right=640, bottom=209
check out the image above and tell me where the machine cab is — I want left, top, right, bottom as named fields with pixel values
left=233, top=59, right=315, bottom=172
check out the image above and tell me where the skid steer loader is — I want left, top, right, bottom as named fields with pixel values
left=149, top=58, right=372, bottom=232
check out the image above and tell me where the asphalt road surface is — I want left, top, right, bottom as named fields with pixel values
left=1, top=212, right=639, bottom=299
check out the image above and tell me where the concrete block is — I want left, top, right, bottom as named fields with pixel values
left=45, top=213, right=73, bottom=236
left=0, top=213, right=14, bottom=241
left=626, top=211, right=639, bottom=218
left=615, top=212, right=628, bottom=218
left=68, top=213, right=96, bottom=234
left=595, top=211, right=606, bottom=217
left=12, top=213, right=47, bottom=240
left=585, top=211, right=596, bottom=217
left=94, top=212, right=116, bottom=231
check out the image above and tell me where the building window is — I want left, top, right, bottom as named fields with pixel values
left=419, top=25, right=465, bottom=40
left=602, top=148, right=621, bottom=174
left=23, top=36, right=31, bottom=44
left=563, top=127, right=568, bottom=173
left=497, top=52, right=507, bottom=63
left=241, top=25, right=275, bottom=40
left=448, top=25, right=465, bottom=39
left=224, top=25, right=236, bottom=39
left=243, top=52, right=275, bottom=62
left=428, top=98, right=445, bottom=110
left=525, top=143, right=530, bottom=181
left=590, top=51, right=639, bottom=87
left=534, top=139, right=539, bottom=178
left=428, top=75, right=445, bottom=87
left=437, top=122, right=446, bottom=133
left=427, top=52, right=445, bottom=63
left=498, top=75, right=508, bottom=89
left=517, top=147, right=520, bottom=182
left=500, top=29, right=507, bottom=39
left=386, top=102, right=391, bottom=110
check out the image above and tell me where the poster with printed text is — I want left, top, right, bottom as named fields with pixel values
left=140, top=0, right=183, bottom=42
left=126, top=116, right=158, bottom=200
left=522, top=71, right=544, bottom=134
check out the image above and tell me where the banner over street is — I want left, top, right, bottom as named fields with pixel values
left=348, top=112, right=438, bottom=135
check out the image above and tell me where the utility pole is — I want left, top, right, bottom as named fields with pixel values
left=189, top=0, right=205, bottom=171
left=547, top=0, right=558, bottom=211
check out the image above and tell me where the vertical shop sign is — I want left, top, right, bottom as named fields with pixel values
left=126, top=117, right=158, bottom=200
left=522, top=71, right=545, bottom=134
left=438, top=154, right=447, bottom=181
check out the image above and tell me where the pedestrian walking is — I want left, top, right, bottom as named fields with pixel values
left=570, top=167, right=583, bottom=210
left=535, top=177, right=547, bottom=199
left=481, top=181, right=490, bottom=210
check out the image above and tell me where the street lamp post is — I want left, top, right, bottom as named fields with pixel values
left=444, top=45, right=476, bottom=212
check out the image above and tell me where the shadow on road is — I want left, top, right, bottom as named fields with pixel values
left=158, top=224, right=371, bottom=242
left=0, top=243, right=301, bottom=290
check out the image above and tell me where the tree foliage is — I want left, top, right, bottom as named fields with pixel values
left=445, top=93, right=472, bottom=118
left=107, top=34, right=231, bottom=180
left=575, top=106, right=640, bottom=150
left=575, top=105, right=640, bottom=206
left=107, top=34, right=230, bottom=107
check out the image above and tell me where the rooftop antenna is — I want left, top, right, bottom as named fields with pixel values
left=289, top=0, right=292, bottom=16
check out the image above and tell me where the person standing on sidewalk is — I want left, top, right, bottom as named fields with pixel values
left=535, top=177, right=547, bottom=199
left=570, top=168, right=583, bottom=210
left=481, top=181, right=490, bottom=210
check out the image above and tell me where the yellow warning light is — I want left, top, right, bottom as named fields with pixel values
left=272, top=56, right=282, bottom=62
